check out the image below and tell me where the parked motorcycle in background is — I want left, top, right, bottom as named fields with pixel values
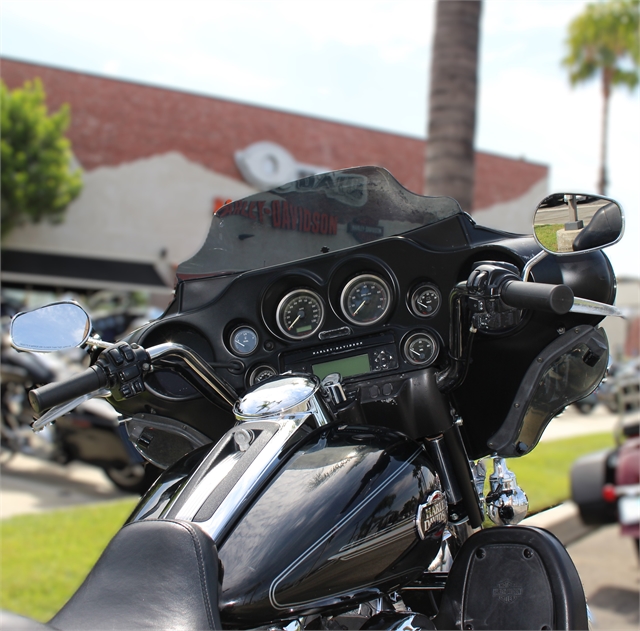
left=1, top=301, right=159, bottom=494
left=2, top=167, right=626, bottom=630
left=571, top=363, right=640, bottom=553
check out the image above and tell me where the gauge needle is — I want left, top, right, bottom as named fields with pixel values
left=417, top=300, right=430, bottom=310
left=410, top=348, right=422, bottom=358
left=353, top=299, right=368, bottom=315
left=287, top=308, right=305, bottom=330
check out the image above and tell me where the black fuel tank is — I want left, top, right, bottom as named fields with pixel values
left=218, top=424, right=445, bottom=627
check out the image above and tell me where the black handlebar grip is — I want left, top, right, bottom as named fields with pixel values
left=29, top=365, right=109, bottom=415
left=501, top=280, right=574, bottom=315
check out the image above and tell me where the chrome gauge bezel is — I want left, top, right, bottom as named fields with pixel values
left=409, top=283, right=442, bottom=318
left=340, top=273, right=392, bottom=327
left=229, top=325, right=259, bottom=356
left=402, top=331, right=439, bottom=366
left=276, top=288, right=325, bottom=340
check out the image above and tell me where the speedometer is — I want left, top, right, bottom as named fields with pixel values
left=276, top=289, right=325, bottom=339
left=340, top=274, right=392, bottom=326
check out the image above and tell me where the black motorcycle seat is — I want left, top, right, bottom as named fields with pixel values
left=49, top=519, right=222, bottom=630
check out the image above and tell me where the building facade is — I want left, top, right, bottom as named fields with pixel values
left=1, top=58, right=549, bottom=296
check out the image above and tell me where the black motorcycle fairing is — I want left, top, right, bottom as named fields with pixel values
left=218, top=425, right=445, bottom=627
left=49, top=519, right=222, bottom=631
left=122, top=233, right=614, bottom=460
left=453, top=249, right=616, bottom=459
left=434, top=526, right=588, bottom=630
left=487, top=325, right=609, bottom=457
left=114, top=170, right=617, bottom=461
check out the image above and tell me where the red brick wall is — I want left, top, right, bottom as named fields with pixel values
left=1, top=58, right=547, bottom=209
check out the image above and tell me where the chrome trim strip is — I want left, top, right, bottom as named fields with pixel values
left=196, top=414, right=312, bottom=540
left=174, top=451, right=243, bottom=518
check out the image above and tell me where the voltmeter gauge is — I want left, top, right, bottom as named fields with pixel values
left=403, top=332, right=438, bottom=366
left=230, top=326, right=258, bottom=356
left=276, top=289, right=325, bottom=340
left=410, top=283, right=441, bottom=318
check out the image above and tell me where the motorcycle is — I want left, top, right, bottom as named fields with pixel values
left=1, top=315, right=160, bottom=494
left=571, top=364, right=640, bottom=553
left=2, top=167, right=625, bottom=630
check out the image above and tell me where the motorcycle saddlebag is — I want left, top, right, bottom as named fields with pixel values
left=570, top=448, right=617, bottom=525
left=434, top=526, right=588, bottom=630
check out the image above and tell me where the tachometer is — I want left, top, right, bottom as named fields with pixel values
left=340, top=274, right=392, bottom=326
left=276, top=289, right=325, bottom=339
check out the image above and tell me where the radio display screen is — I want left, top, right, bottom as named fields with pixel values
left=312, top=353, right=370, bottom=381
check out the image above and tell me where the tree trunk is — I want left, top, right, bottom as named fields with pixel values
left=424, top=0, right=482, bottom=213
left=598, top=68, right=612, bottom=195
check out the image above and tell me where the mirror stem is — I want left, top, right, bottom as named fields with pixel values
left=522, top=250, right=547, bottom=282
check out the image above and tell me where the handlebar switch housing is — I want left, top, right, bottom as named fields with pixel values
left=96, top=343, right=151, bottom=401
left=466, top=262, right=522, bottom=332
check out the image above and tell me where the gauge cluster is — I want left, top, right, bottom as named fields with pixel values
left=133, top=236, right=469, bottom=400
left=211, top=259, right=449, bottom=390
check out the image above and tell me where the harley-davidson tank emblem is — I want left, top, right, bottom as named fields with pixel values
left=415, top=490, right=447, bottom=539
left=492, top=579, right=523, bottom=603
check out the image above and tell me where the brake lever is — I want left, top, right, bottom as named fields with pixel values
left=570, top=297, right=623, bottom=317
left=31, top=388, right=111, bottom=431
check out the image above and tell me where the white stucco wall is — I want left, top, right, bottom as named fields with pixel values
left=472, top=177, right=549, bottom=235
left=5, top=152, right=257, bottom=269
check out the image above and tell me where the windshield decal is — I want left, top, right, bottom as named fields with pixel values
left=217, top=200, right=339, bottom=236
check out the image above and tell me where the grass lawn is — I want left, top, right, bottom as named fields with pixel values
left=506, top=431, right=614, bottom=514
left=0, top=432, right=614, bottom=622
left=1, top=499, right=137, bottom=622
left=533, top=223, right=563, bottom=252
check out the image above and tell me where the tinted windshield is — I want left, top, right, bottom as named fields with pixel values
left=177, top=166, right=461, bottom=278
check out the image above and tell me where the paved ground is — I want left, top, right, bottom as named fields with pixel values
left=568, top=525, right=639, bottom=630
left=0, top=453, right=135, bottom=520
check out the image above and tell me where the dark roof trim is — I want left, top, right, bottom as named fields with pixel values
left=1, top=249, right=171, bottom=290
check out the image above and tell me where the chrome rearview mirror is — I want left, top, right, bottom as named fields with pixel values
left=10, top=302, right=92, bottom=352
left=533, top=193, right=624, bottom=255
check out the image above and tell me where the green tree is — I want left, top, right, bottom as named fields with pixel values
left=563, top=0, right=640, bottom=195
left=424, top=0, right=483, bottom=212
left=1, top=78, right=83, bottom=238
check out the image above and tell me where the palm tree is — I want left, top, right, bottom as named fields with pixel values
left=563, top=0, right=639, bottom=195
left=424, top=0, right=483, bottom=213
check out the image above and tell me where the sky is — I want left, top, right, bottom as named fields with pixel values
left=1, top=0, right=639, bottom=279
